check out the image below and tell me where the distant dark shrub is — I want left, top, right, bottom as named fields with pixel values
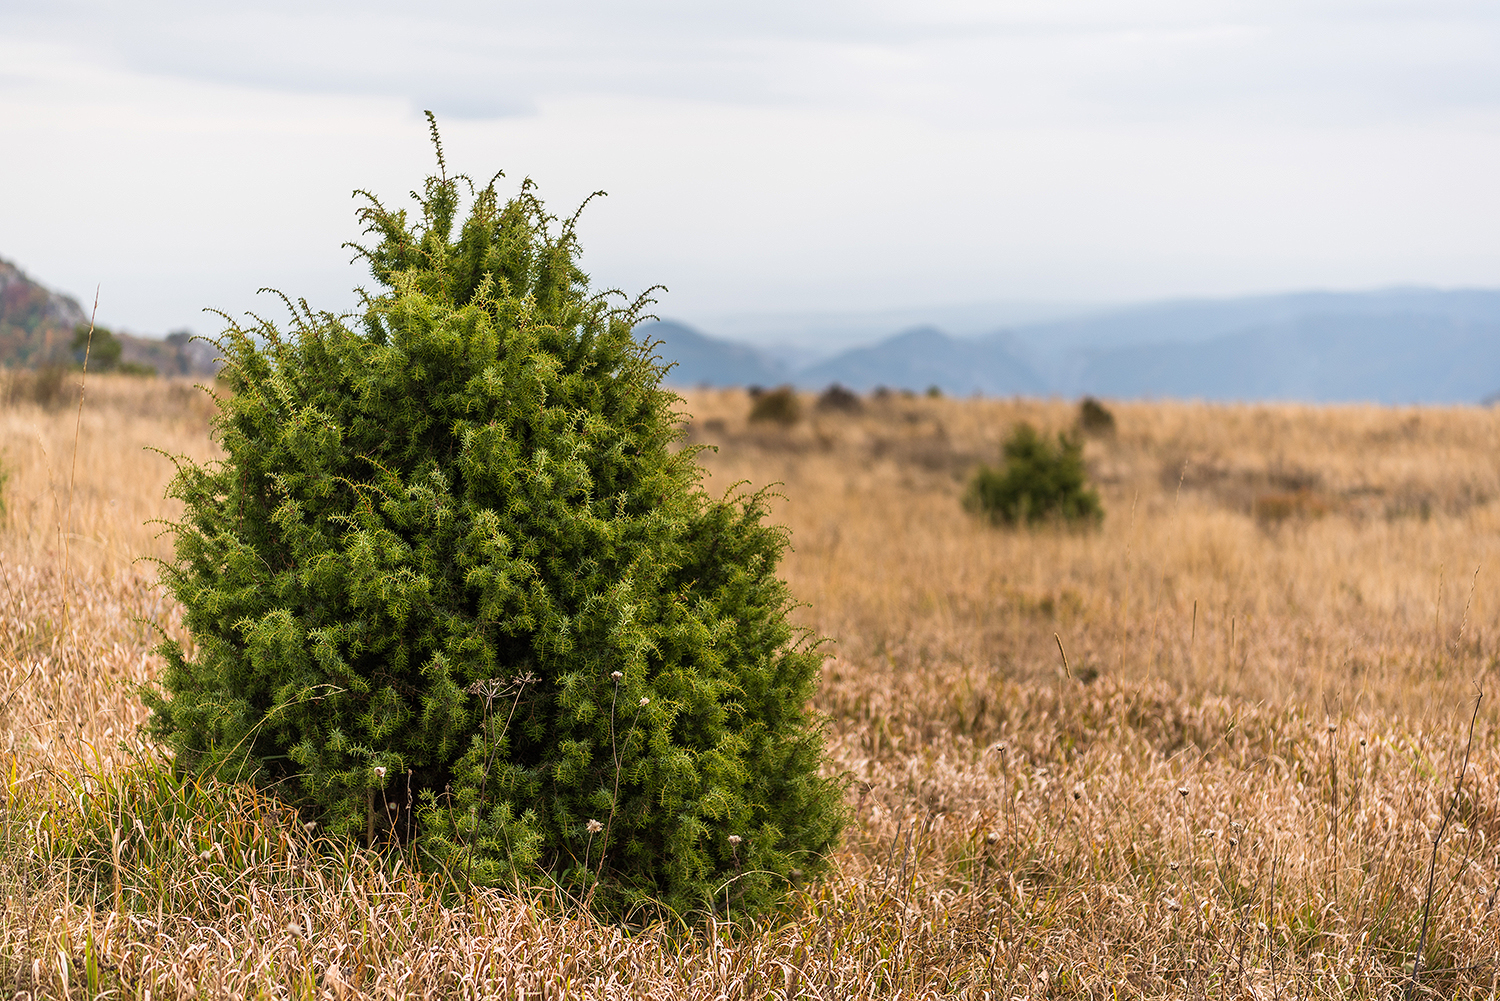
left=748, top=386, right=801, bottom=426
left=1077, top=397, right=1116, bottom=436
left=925, top=385, right=943, bottom=399
left=815, top=383, right=862, bottom=413
left=965, top=423, right=1102, bottom=526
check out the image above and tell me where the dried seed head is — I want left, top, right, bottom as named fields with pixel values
left=303, top=821, right=317, bottom=832
left=288, top=923, right=304, bottom=936
left=639, top=697, right=650, bottom=707
left=611, top=671, right=623, bottom=681
left=1166, top=900, right=1181, bottom=911
left=373, top=766, right=387, bottom=780
left=1177, top=786, right=1189, bottom=798
left=728, top=835, right=742, bottom=846
left=1169, top=861, right=1180, bottom=871
left=985, top=831, right=1000, bottom=844
left=586, top=819, right=604, bottom=834
left=1327, top=722, right=1337, bottom=733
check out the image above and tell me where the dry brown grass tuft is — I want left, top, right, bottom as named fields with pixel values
left=1, top=377, right=1498, bottom=998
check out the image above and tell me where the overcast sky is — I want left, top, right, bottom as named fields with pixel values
left=3, top=1, right=1499, bottom=345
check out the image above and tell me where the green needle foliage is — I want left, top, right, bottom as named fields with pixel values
left=144, top=119, right=844, bottom=920
left=964, top=422, right=1103, bottom=527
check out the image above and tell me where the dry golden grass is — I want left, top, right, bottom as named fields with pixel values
left=2, top=376, right=1498, bottom=999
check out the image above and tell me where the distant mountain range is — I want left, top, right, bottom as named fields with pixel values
left=639, top=321, right=791, bottom=388
left=639, top=287, right=1500, bottom=404
left=9, top=254, right=1500, bottom=402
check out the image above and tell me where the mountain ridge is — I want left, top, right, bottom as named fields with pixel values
left=638, top=286, right=1500, bottom=403
left=9, top=256, right=1500, bottom=402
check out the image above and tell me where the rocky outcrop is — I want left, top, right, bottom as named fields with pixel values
left=0, top=257, right=90, bottom=368
left=0, top=257, right=219, bottom=376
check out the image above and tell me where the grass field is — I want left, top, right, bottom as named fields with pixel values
left=2, top=373, right=1498, bottom=998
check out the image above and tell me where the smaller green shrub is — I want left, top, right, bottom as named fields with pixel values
left=749, top=385, right=801, bottom=425
left=1077, top=396, right=1116, bottom=436
left=965, top=423, right=1102, bottom=526
left=67, top=325, right=154, bottom=375
left=72, top=324, right=123, bottom=371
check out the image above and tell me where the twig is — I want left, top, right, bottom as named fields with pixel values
left=1455, top=565, right=1480, bottom=656
left=1408, top=684, right=1484, bottom=1000
left=1326, top=715, right=1340, bottom=904
left=61, top=286, right=99, bottom=640
left=1269, top=847, right=1279, bottom=1001
left=596, top=672, right=648, bottom=887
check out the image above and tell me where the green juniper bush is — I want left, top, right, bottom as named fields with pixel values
left=145, top=118, right=844, bottom=921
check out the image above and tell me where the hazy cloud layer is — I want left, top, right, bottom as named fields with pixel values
left=10, top=1, right=1499, bottom=122
left=2, top=1, right=1498, bottom=338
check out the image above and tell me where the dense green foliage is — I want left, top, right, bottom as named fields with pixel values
left=72, top=324, right=123, bottom=371
left=144, top=127, right=844, bottom=920
left=71, top=325, right=157, bottom=376
left=965, top=423, right=1103, bottom=526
